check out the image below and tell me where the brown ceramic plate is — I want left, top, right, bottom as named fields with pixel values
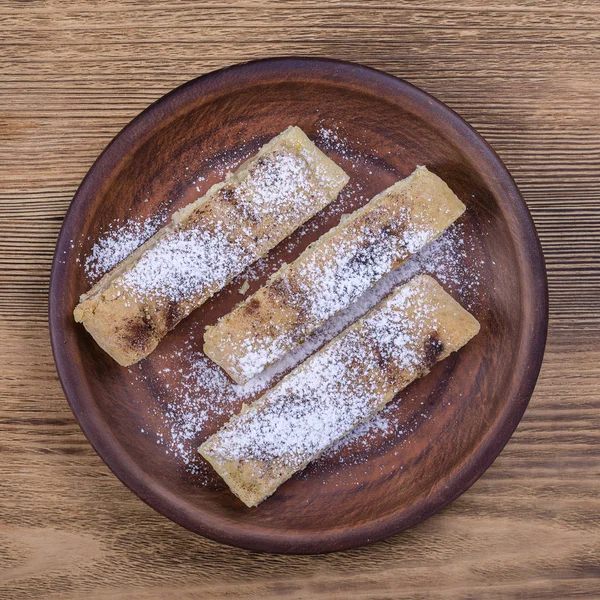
left=49, top=58, right=547, bottom=554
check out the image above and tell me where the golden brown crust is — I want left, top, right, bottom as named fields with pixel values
left=204, top=166, right=465, bottom=384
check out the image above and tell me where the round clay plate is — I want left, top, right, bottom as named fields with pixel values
left=49, top=58, right=548, bottom=554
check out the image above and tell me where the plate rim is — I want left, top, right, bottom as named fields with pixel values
left=49, top=56, right=549, bottom=554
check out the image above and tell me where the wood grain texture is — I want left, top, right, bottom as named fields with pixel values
left=0, top=0, right=598, bottom=598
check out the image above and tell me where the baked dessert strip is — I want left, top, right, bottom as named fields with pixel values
left=204, top=166, right=465, bottom=384
left=199, top=274, right=480, bottom=507
left=74, top=126, right=349, bottom=366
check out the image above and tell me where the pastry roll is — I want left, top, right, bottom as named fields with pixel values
left=199, top=274, right=480, bottom=507
left=74, top=126, right=349, bottom=366
left=204, top=166, right=465, bottom=384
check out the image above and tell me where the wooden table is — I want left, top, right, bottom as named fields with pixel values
left=1, top=2, right=599, bottom=598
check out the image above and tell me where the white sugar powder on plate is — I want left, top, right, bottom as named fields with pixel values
left=84, top=213, right=166, bottom=281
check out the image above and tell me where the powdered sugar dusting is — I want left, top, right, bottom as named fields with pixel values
left=299, top=220, right=435, bottom=323
left=84, top=213, right=165, bottom=282
left=207, top=178, right=458, bottom=381
left=208, top=169, right=465, bottom=383
left=135, top=351, right=277, bottom=475
left=116, top=148, right=325, bottom=304
left=233, top=151, right=317, bottom=223
left=316, top=125, right=351, bottom=156
left=80, top=136, right=347, bottom=330
left=120, top=224, right=249, bottom=302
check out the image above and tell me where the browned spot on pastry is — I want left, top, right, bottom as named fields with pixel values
left=125, top=315, right=154, bottom=351
left=220, top=188, right=236, bottom=204
left=372, top=343, right=389, bottom=371
left=348, top=245, right=377, bottom=270
left=423, top=332, right=445, bottom=367
left=221, top=185, right=261, bottom=224
left=244, top=298, right=261, bottom=315
left=378, top=223, right=395, bottom=238
left=269, top=278, right=290, bottom=297
left=268, top=278, right=304, bottom=316
left=186, top=205, right=215, bottom=228
left=377, top=211, right=409, bottom=240
left=165, top=300, right=183, bottom=330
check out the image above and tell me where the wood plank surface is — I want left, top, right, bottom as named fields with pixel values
left=1, top=1, right=598, bottom=598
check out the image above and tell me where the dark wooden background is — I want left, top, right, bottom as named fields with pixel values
left=1, top=1, right=599, bottom=598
